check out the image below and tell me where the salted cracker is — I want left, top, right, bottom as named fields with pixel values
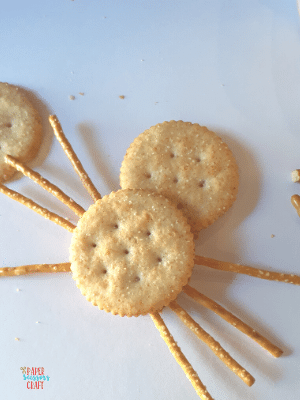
left=120, top=121, right=239, bottom=235
left=70, top=188, right=195, bottom=317
left=0, top=82, right=42, bottom=182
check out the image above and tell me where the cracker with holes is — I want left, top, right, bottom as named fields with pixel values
left=70, top=188, right=195, bottom=317
left=0, top=82, right=42, bottom=182
left=120, top=121, right=239, bottom=235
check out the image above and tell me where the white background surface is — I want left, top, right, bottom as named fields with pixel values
left=1, top=1, right=300, bottom=399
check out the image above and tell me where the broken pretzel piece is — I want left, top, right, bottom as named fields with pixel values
left=291, top=194, right=300, bottom=218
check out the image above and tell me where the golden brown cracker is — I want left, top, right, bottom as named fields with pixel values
left=70, top=188, right=194, bottom=317
left=120, top=121, right=239, bottom=234
left=0, top=82, right=42, bottom=182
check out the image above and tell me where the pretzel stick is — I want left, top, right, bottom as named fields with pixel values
left=291, top=194, right=300, bottom=217
left=169, top=301, right=255, bottom=387
left=49, top=115, right=101, bottom=202
left=0, top=183, right=75, bottom=232
left=5, top=155, right=85, bottom=217
left=195, top=255, right=300, bottom=285
left=183, top=285, right=283, bottom=358
left=0, top=263, right=71, bottom=277
left=150, top=312, right=213, bottom=400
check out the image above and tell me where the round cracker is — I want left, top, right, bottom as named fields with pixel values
left=0, top=82, right=42, bottom=182
left=70, top=189, right=194, bottom=317
left=120, top=121, right=239, bottom=234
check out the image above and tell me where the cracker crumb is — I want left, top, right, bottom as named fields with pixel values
left=271, top=234, right=275, bottom=238
left=15, top=337, right=19, bottom=341
left=119, top=95, right=125, bottom=99
left=69, top=95, right=75, bottom=101
left=292, top=169, right=300, bottom=182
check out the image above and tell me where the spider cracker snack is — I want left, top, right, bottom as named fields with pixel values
left=0, top=82, right=42, bottom=182
left=1, top=115, right=300, bottom=400
left=120, top=120, right=239, bottom=235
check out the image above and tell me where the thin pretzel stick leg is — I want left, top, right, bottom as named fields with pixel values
left=0, top=183, right=75, bottom=232
left=195, top=255, right=300, bottom=285
left=150, top=312, right=214, bottom=400
left=0, top=263, right=71, bottom=277
left=49, top=115, right=101, bottom=202
left=183, top=285, right=283, bottom=358
left=5, top=155, right=85, bottom=217
left=169, top=301, right=255, bottom=386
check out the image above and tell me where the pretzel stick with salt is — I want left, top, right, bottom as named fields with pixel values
left=183, top=285, right=283, bottom=358
left=5, top=155, right=85, bottom=217
left=150, top=312, right=213, bottom=400
left=49, top=115, right=101, bottom=202
left=169, top=301, right=255, bottom=386
left=0, top=183, right=75, bottom=232
left=195, top=255, right=300, bottom=285
left=0, top=263, right=71, bottom=277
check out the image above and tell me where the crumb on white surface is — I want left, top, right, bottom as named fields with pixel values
left=69, top=95, right=75, bottom=100
left=292, top=169, right=300, bottom=182
left=119, top=95, right=125, bottom=99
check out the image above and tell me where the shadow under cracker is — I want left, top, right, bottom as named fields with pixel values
left=77, top=122, right=120, bottom=193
